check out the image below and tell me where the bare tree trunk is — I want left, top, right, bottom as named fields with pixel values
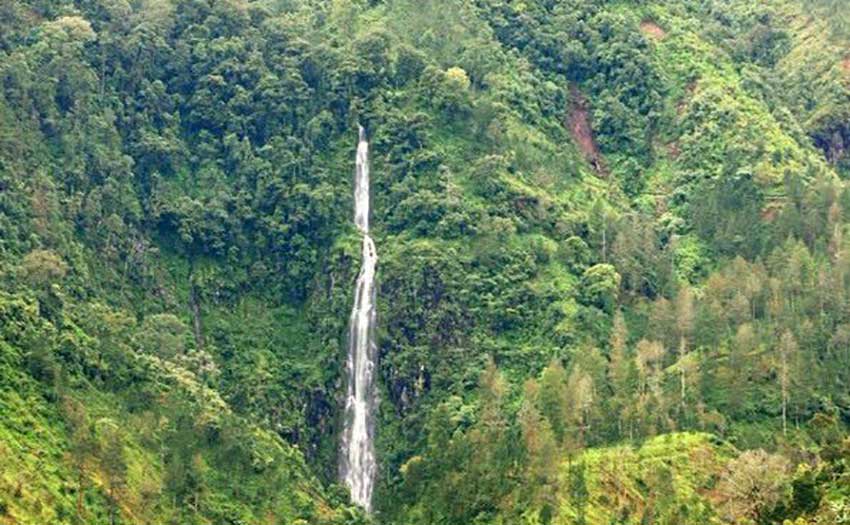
left=77, top=470, right=84, bottom=519
left=782, top=391, right=787, bottom=436
left=680, top=336, right=687, bottom=412
left=781, top=352, right=788, bottom=436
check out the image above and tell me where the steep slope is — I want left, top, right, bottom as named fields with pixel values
left=0, top=293, right=353, bottom=525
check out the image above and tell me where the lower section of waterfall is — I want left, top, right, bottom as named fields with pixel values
left=340, top=233, right=378, bottom=512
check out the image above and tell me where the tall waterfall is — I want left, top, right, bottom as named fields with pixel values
left=340, top=125, right=378, bottom=512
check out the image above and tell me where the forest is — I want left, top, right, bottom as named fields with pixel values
left=0, top=0, right=849, bottom=524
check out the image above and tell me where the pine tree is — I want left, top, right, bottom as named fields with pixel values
left=539, top=359, right=569, bottom=443
left=99, top=422, right=128, bottom=525
left=518, top=380, right=559, bottom=514
left=608, top=311, right=633, bottom=439
left=62, top=398, right=98, bottom=521
left=778, top=330, right=798, bottom=435
left=565, top=364, right=594, bottom=450
left=675, top=286, right=695, bottom=416
left=635, top=339, right=667, bottom=436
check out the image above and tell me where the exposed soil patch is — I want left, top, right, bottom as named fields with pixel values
left=842, top=57, right=850, bottom=74
left=640, top=20, right=667, bottom=40
left=567, top=86, right=606, bottom=176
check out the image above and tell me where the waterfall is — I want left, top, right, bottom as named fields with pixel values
left=340, top=125, right=378, bottom=512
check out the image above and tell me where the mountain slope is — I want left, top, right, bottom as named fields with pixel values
left=0, top=0, right=849, bottom=524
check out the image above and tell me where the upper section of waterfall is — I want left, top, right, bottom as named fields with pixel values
left=354, top=125, right=370, bottom=234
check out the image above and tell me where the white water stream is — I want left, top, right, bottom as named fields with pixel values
left=340, top=125, right=378, bottom=512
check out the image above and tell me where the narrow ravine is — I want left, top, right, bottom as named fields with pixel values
left=340, top=125, right=378, bottom=512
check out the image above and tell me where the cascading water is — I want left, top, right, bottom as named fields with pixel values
left=340, top=125, right=378, bottom=512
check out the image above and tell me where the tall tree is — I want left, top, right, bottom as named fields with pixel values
left=539, top=358, right=569, bottom=443
left=99, top=421, right=128, bottom=525
left=565, top=363, right=595, bottom=450
left=62, top=397, right=98, bottom=520
left=675, top=286, right=695, bottom=415
left=777, top=330, right=798, bottom=435
left=634, top=339, right=667, bottom=436
left=518, top=380, right=559, bottom=516
left=607, top=311, right=633, bottom=438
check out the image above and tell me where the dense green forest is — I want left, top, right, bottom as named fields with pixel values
left=1, top=0, right=850, bottom=523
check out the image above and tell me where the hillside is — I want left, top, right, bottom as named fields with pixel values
left=0, top=0, right=849, bottom=524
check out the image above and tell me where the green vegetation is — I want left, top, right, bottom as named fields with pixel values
left=1, top=0, right=850, bottom=524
